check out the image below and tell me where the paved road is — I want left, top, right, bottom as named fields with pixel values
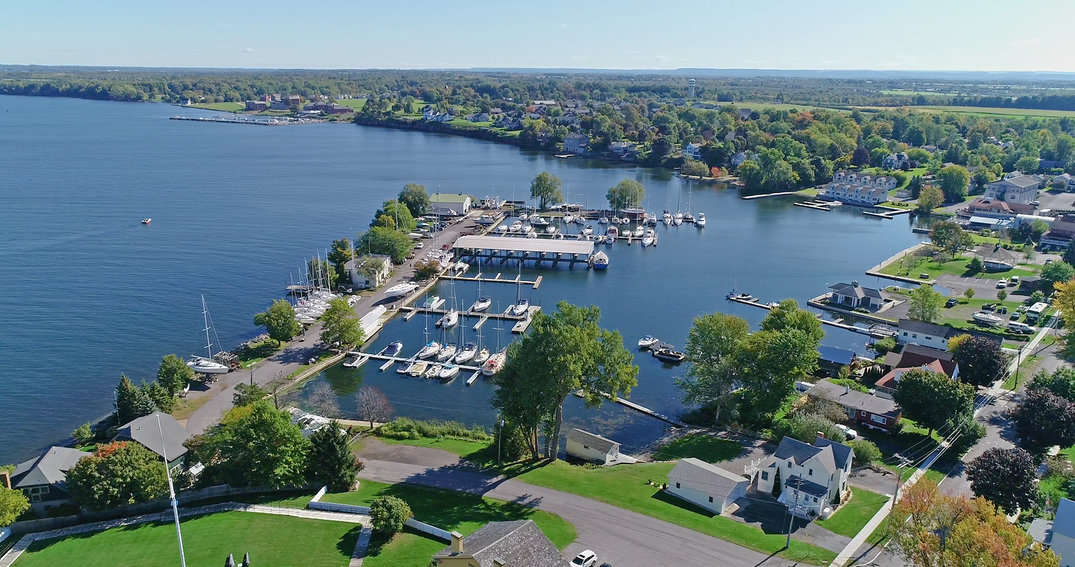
left=357, top=440, right=801, bottom=567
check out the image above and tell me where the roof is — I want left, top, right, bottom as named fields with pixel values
left=1054, top=498, right=1075, bottom=539
left=1028, top=517, right=1053, bottom=544
left=11, top=446, right=91, bottom=489
left=818, top=345, right=855, bottom=366
left=813, top=436, right=853, bottom=470
left=991, top=174, right=1041, bottom=190
left=430, top=193, right=472, bottom=204
left=968, top=216, right=1005, bottom=227
left=829, top=282, right=883, bottom=300
left=669, top=458, right=749, bottom=497
left=453, top=235, right=595, bottom=256
left=432, top=520, right=566, bottom=567
left=808, top=379, right=901, bottom=418
left=773, top=437, right=824, bottom=466
left=898, top=318, right=956, bottom=339
left=876, top=361, right=950, bottom=390
left=114, top=412, right=189, bottom=461
left=784, top=475, right=830, bottom=498
left=566, top=428, right=618, bottom=454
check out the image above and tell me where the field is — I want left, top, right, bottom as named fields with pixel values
left=854, top=104, right=1075, bottom=119
left=652, top=434, right=743, bottom=462
left=881, top=253, right=1040, bottom=281
left=332, top=98, right=366, bottom=111
left=14, top=511, right=360, bottom=567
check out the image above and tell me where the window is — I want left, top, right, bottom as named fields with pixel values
left=761, top=471, right=769, bottom=481
left=708, top=496, right=714, bottom=503
left=870, top=414, right=887, bottom=425
left=808, top=468, right=813, bottom=476
left=675, top=482, right=680, bottom=489
left=812, top=496, right=818, bottom=503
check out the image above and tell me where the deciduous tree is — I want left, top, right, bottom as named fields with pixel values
left=893, top=368, right=975, bottom=436
left=929, top=221, right=972, bottom=258
left=66, top=442, right=168, bottom=511
left=233, top=383, right=267, bottom=407
left=320, top=297, right=364, bottom=350
left=529, top=172, right=563, bottom=210
left=370, top=495, right=411, bottom=534
left=355, top=386, right=393, bottom=429
left=0, top=486, right=29, bottom=526
left=937, top=164, right=970, bottom=202
left=1013, top=388, right=1075, bottom=453
left=908, top=284, right=945, bottom=323
left=398, top=183, right=429, bottom=217
left=254, top=299, right=302, bottom=346
left=156, top=354, right=194, bottom=398
left=306, top=421, right=361, bottom=492
left=676, top=313, right=751, bottom=425
left=357, top=226, right=413, bottom=264
left=951, top=335, right=1007, bottom=387
left=372, top=199, right=417, bottom=232
left=916, top=184, right=944, bottom=213
left=1041, top=260, right=1075, bottom=292
left=606, top=179, right=645, bottom=210
left=966, top=447, right=1036, bottom=514
left=189, top=401, right=310, bottom=488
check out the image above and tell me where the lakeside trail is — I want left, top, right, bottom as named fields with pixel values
left=181, top=211, right=485, bottom=434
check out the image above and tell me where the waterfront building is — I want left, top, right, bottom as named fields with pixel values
left=964, top=198, right=1034, bottom=220
left=433, top=520, right=566, bottom=567
left=827, top=281, right=883, bottom=311
left=9, top=446, right=91, bottom=511
left=1042, top=214, right=1075, bottom=250
left=666, top=458, right=748, bottom=515
left=430, top=193, right=472, bottom=216
left=876, top=344, right=959, bottom=396
left=113, top=412, right=190, bottom=472
left=754, top=436, right=852, bottom=519
left=563, top=133, right=589, bottom=154
left=344, top=254, right=393, bottom=290
left=245, top=100, right=269, bottom=111
left=897, top=318, right=956, bottom=350
left=807, top=379, right=902, bottom=432
left=984, top=173, right=1044, bottom=205
left=566, top=428, right=623, bottom=465
left=818, top=171, right=896, bottom=206
left=683, top=142, right=702, bottom=160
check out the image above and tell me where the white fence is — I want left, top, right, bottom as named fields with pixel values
left=306, top=484, right=450, bottom=542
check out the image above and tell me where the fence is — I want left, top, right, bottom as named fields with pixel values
left=306, top=484, right=450, bottom=542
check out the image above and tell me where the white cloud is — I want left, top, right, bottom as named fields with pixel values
left=241, top=47, right=255, bottom=53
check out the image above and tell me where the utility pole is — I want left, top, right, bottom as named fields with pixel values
left=1014, top=344, right=1024, bottom=389
left=785, top=475, right=802, bottom=549
left=157, top=414, right=187, bottom=567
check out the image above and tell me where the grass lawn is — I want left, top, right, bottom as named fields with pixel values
left=816, top=488, right=888, bottom=538
left=189, top=101, right=245, bottom=112
left=322, top=480, right=575, bottom=567
left=881, top=253, right=1039, bottom=281
left=14, top=511, right=359, bottom=567
left=512, top=460, right=836, bottom=564
left=376, top=435, right=492, bottom=458
left=796, top=187, right=820, bottom=197
left=170, top=393, right=212, bottom=421
left=332, top=98, right=366, bottom=111
left=1004, top=355, right=1041, bottom=389
left=652, top=434, right=743, bottom=462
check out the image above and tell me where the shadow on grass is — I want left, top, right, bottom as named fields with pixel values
left=377, top=482, right=544, bottom=529
left=336, top=525, right=364, bottom=557
left=652, top=434, right=745, bottom=462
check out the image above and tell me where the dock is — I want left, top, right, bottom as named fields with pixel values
left=358, top=352, right=482, bottom=373
left=793, top=200, right=832, bottom=211
left=726, top=295, right=895, bottom=339
left=576, top=390, right=686, bottom=427
left=466, top=371, right=481, bottom=386
left=441, top=272, right=542, bottom=289
left=453, top=235, right=596, bottom=266
left=401, top=305, right=537, bottom=322
left=862, top=207, right=912, bottom=219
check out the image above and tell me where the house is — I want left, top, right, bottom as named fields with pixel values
left=432, top=520, right=567, bottom=567
left=666, top=458, right=749, bottom=514
left=755, top=436, right=853, bottom=519
left=817, top=345, right=856, bottom=377
left=563, top=133, right=589, bottom=154
left=877, top=345, right=959, bottom=395
left=245, top=100, right=269, bottom=111
left=683, top=142, right=703, bottom=160
left=286, top=95, right=302, bottom=107
left=1042, top=215, right=1075, bottom=250
left=269, top=100, right=290, bottom=110
left=882, top=152, right=910, bottom=170
left=730, top=151, right=750, bottom=168
left=807, top=379, right=903, bottom=432
left=344, top=255, right=392, bottom=290
left=1045, top=498, right=1075, bottom=566
left=897, top=318, right=957, bottom=350
left=10, top=446, right=91, bottom=509
left=818, top=171, right=897, bottom=206
left=984, top=173, right=1043, bottom=205
left=429, top=193, right=472, bottom=216
left=827, top=282, right=884, bottom=311
left=566, top=428, right=621, bottom=464
left=964, top=198, right=1035, bottom=219
left=1052, top=173, right=1075, bottom=191
left=113, top=412, right=190, bottom=471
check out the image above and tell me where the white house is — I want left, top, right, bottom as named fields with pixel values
left=818, top=171, right=897, bottom=206
left=429, top=193, right=472, bottom=216
left=882, top=152, right=910, bottom=170
left=344, top=255, right=392, bottom=290
left=565, top=428, right=622, bottom=464
left=984, top=173, right=1043, bottom=205
left=666, top=458, right=749, bottom=514
left=563, top=133, right=589, bottom=154
left=755, top=436, right=852, bottom=519
left=683, top=142, right=703, bottom=160
left=1047, top=498, right=1075, bottom=566
left=897, top=318, right=957, bottom=350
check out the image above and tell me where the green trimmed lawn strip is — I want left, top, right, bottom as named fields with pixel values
left=14, top=511, right=359, bottom=567
left=322, top=480, right=575, bottom=567
left=653, top=434, right=742, bottom=462
left=376, top=435, right=491, bottom=458
left=512, top=460, right=836, bottom=564
left=816, top=488, right=888, bottom=538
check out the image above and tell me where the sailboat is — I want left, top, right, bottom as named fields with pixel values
left=511, top=263, right=529, bottom=316
left=187, top=295, right=229, bottom=374
left=418, top=308, right=441, bottom=359
left=482, top=305, right=507, bottom=376
left=473, top=317, right=490, bottom=364
left=455, top=343, right=478, bottom=364
left=436, top=343, right=458, bottom=362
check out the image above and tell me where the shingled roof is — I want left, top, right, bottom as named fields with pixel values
left=114, top=412, right=189, bottom=461
left=11, top=446, right=91, bottom=489
left=566, top=428, right=618, bottom=454
left=433, top=520, right=566, bottom=567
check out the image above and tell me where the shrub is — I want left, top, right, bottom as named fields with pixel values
left=73, top=423, right=95, bottom=446
left=773, top=412, right=846, bottom=444
left=370, top=495, right=412, bottom=534
left=849, top=439, right=882, bottom=465
left=378, top=417, right=492, bottom=442
left=871, top=337, right=897, bottom=355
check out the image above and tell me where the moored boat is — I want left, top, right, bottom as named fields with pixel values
left=378, top=341, right=404, bottom=357
left=591, top=251, right=609, bottom=270
left=653, top=347, right=687, bottom=364
left=511, top=298, right=530, bottom=316
left=408, top=361, right=429, bottom=376
left=417, top=341, right=442, bottom=359
left=481, top=351, right=506, bottom=376
left=425, top=363, right=443, bottom=379
left=437, top=310, right=459, bottom=328
left=436, top=343, right=458, bottom=362
left=697, top=212, right=706, bottom=227
left=638, top=335, right=660, bottom=349
left=439, top=364, right=460, bottom=380
left=471, top=297, right=492, bottom=312
left=455, top=343, right=478, bottom=364
left=473, top=348, right=491, bottom=364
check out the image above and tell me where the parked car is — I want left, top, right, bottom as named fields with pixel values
left=1010, top=276, right=1020, bottom=285
left=997, top=306, right=1008, bottom=314
left=835, top=423, right=858, bottom=440
left=982, top=303, right=995, bottom=311
left=572, top=550, right=598, bottom=567
left=945, top=298, right=959, bottom=308
left=996, top=280, right=1007, bottom=289
left=1008, top=321, right=1035, bottom=334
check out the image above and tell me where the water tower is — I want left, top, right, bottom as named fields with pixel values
left=687, top=78, right=696, bottom=98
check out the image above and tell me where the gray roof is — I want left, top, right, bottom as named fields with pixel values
left=1055, top=498, right=1075, bottom=539
left=773, top=437, right=824, bottom=466
left=898, top=318, right=956, bottom=338
left=433, top=520, right=566, bottom=567
left=808, top=379, right=901, bottom=418
left=1028, top=517, right=1053, bottom=544
left=785, top=475, right=830, bottom=498
left=992, top=174, right=1041, bottom=189
left=669, top=458, right=749, bottom=498
left=566, top=428, right=619, bottom=454
left=829, top=282, right=882, bottom=300
left=11, top=446, right=91, bottom=489
left=813, top=436, right=853, bottom=471
left=114, top=412, right=189, bottom=461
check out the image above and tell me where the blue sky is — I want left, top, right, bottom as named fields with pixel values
left=2, top=0, right=1070, bottom=71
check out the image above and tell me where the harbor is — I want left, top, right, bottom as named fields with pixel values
left=725, top=293, right=897, bottom=339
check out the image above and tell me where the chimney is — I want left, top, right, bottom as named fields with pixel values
left=0, top=470, right=10, bottom=489
left=450, top=531, right=464, bottom=554
left=845, top=383, right=850, bottom=395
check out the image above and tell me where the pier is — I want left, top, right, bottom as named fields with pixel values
left=452, top=235, right=595, bottom=266
left=169, top=115, right=311, bottom=126
left=350, top=351, right=483, bottom=373
left=441, top=272, right=543, bottom=289
left=726, top=295, right=896, bottom=339
left=576, top=390, right=686, bottom=427
left=793, top=200, right=833, bottom=211
left=862, top=207, right=912, bottom=219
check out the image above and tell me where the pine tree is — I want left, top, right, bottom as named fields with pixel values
left=771, top=467, right=782, bottom=498
left=115, top=375, right=155, bottom=424
left=306, top=421, right=361, bottom=492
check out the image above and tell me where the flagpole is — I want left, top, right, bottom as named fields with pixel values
left=157, top=414, right=188, bottom=567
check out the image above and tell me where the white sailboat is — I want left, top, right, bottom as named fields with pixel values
left=187, top=295, right=229, bottom=375
left=697, top=212, right=707, bottom=227
left=436, top=343, right=458, bottom=362
left=418, top=309, right=441, bottom=359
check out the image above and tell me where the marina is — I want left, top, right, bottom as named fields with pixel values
left=440, top=272, right=543, bottom=289
left=726, top=293, right=897, bottom=339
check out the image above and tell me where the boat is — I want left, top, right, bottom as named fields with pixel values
left=397, top=362, right=414, bottom=374
left=436, top=343, right=458, bottom=362
left=633, top=226, right=644, bottom=237
left=471, top=296, right=492, bottom=312
left=187, top=295, right=230, bottom=375
left=532, top=216, right=549, bottom=226
left=684, top=213, right=695, bottom=223
left=496, top=225, right=508, bottom=234
left=619, top=217, right=630, bottom=225
left=606, top=226, right=619, bottom=237
left=378, top=341, right=403, bottom=357
left=525, top=231, right=538, bottom=239
left=408, top=361, right=429, bottom=377
left=473, top=347, right=490, bottom=364
left=511, top=298, right=530, bottom=317
left=509, top=221, right=523, bottom=233
left=454, top=261, right=470, bottom=272
left=972, top=311, right=1004, bottom=327
left=343, top=353, right=369, bottom=368
left=519, top=213, right=529, bottom=221
left=421, top=295, right=443, bottom=309
left=425, top=364, right=443, bottom=379
left=141, top=218, right=152, bottom=225
left=477, top=214, right=495, bottom=226
left=563, top=214, right=575, bottom=223
left=662, top=212, right=672, bottom=225
left=598, top=217, right=609, bottom=224
left=439, top=364, right=460, bottom=380
left=437, top=310, right=459, bottom=328
left=697, top=213, right=706, bottom=227
left=638, top=335, right=660, bottom=349
left=455, top=343, right=478, bottom=364
left=545, top=225, right=557, bottom=234
left=583, top=225, right=594, bottom=236
left=591, top=251, right=609, bottom=270
left=653, top=347, right=687, bottom=364
left=674, top=211, right=684, bottom=222
left=726, top=291, right=756, bottom=302
left=384, top=283, right=420, bottom=299
left=481, top=352, right=506, bottom=376
left=673, top=216, right=683, bottom=226
left=417, top=341, right=442, bottom=359
left=641, top=235, right=654, bottom=247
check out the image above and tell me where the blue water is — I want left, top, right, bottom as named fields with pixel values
left=0, top=95, right=926, bottom=462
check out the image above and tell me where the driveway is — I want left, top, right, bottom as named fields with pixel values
left=730, top=495, right=851, bottom=553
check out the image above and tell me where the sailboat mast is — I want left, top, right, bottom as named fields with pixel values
left=201, top=295, right=213, bottom=359
left=157, top=414, right=187, bottom=567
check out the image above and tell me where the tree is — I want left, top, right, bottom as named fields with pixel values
left=233, top=382, right=267, bottom=407
left=760, top=299, right=824, bottom=344
left=369, top=495, right=412, bottom=534
left=357, top=226, right=413, bottom=264
left=372, top=199, right=417, bottom=232
left=929, top=221, right=972, bottom=258
left=676, top=313, right=751, bottom=425
left=414, top=258, right=440, bottom=280
left=851, top=146, right=871, bottom=166
left=327, top=238, right=354, bottom=280
left=493, top=302, right=637, bottom=459
left=1013, top=388, right=1075, bottom=453
left=115, top=374, right=155, bottom=425
left=849, top=439, right=882, bottom=465
left=65, top=442, right=168, bottom=510
left=355, top=386, right=393, bottom=429
left=529, top=172, right=563, bottom=210
left=144, top=381, right=175, bottom=413
left=306, top=421, right=361, bottom=492
left=156, top=354, right=194, bottom=398
left=253, top=299, right=302, bottom=346
left=320, top=297, right=363, bottom=350
left=1064, top=240, right=1075, bottom=267
left=73, top=422, right=94, bottom=446
left=1031, top=220, right=1050, bottom=242
left=306, top=381, right=341, bottom=417
left=189, top=401, right=311, bottom=488
left=966, top=447, right=1036, bottom=514
left=0, top=486, right=29, bottom=526
left=908, top=284, right=944, bottom=323
left=907, top=175, right=923, bottom=199
left=680, top=159, right=709, bottom=177
left=967, top=256, right=984, bottom=273
left=398, top=183, right=429, bottom=217
left=606, top=179, right=646, bottom=211
left=951, top=336, right=1007, bottom=387
left=937, top=165, right=970, bottom=203
left=916, top=185, right=943, bottom=213
left=1029, top=367, right=1075, bottom=401
left=893, top=368, right=975, bottom=436
left=1041, top=260, right=1075, bottom=292
left=890, top=480, right=1058, bottom=567
left=964, top=287, right=975, bottom=300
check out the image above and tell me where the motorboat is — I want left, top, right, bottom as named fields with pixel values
left=343, top=353, right=369, bottom=368
left=436, top=343, right=458, bottom=362
left=188, top=356, right=229, bottom=374
left=378, top=341, right=403, bottom=357
left=471, top=297, right=492, bottom=312
left=598, top=217, right=609, bottom=224
left=384, top=283, right=420, bottom=299
left=545, top=225, right=557, bottom=234
left=497, top=225, right=508, bottom=234
left=653, top=347, right=687, bottom=364
left=674, top=212, right=684, bottom=222
left=683, top=213, right=695, bottom=223
left=455, top=343, right=478, bottom=364
left=141, top=218, right=152, bottom=224
left=397, top=362, right=414, bottom=374
left=605, top=235, right=615, bottom=245
left=525, top=231, right=538, bottom=239
left=662, top=212, right=672, bottom=225
left=972, top=311, right=1004, bottom=327
left=523, top=224, right=535, bottom=234
left=606, top=226, right=619, bottom=237
left=408, top=361, right=429, bottom=376
left=619, top=217, right=630, bottom=225
left=583, top=225, right=594, bottom=236
left=481, top=352, right=506, bottom=376
left=439, top=364, right=460, bottom=380
left=418, top=341, right=442, bottom=359
left=673, top=216, right=683, bottom=226
left=519, top=213, right=529, bottom=221
left=641, top=235, right=654, bottom=247
left=638, top=335, right=660, bottom=349
left=563, top=214, right=575, bottom=223
left=511, top=298, right=530, bottom=316
left=477, top=214, right=496, bottom=226
left=473, top=348, right=491, bottom=364
left=591, top=251, right=609, bottom=270
left=633, top=226, right=644, bottom=237
left=697, top=213, right=706, bottom=227
left=509, top=221, right=523, bottom=233
left=726, top=291, right=756, bottom=302
left=454, top=261, right=470, bottom=272
left=437, top=310, right=459, bottom=328
left=421, top=295, right=444, bottom=310
left=425, top=364, right=443, bottom=379
left=532, top=216, right=549, bottom=226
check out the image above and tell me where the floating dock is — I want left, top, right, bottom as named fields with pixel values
left=793, top=200, right=832, bottom=211
left=401, top=305, right=537, bottom=322
left=357, top=352, right=482, bottom=373
left=576, top=390, right=686, bottom=427
left=441, top=272, right=542, bottom=289
left=726, top=295, right=896, bottom=339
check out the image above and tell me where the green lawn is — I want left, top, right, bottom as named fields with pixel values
left=376, top=435, right=491, bottom=458
left=1004, top=355, right=1041, bottom=389
left=332, top=98, right=366, bottom=111
left=652, top=434, right=743, bottom=462
left=816, top=488, right=889, bottom=538
left=189, top=102, right=245, bottom=112
left=512, top=460, right=836, bottom=564
left=881, top=253, right=1040, bottom=281
left=14, top=511, right=359, bottom=567
left=322, top=480, right=575, bottom=567
left=237, top=337, right=282, bottom=368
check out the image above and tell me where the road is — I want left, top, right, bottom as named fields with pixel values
left=357, top=440, right=801, bottom=567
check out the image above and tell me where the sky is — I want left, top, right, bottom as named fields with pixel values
left=2, top=0, right=1072, bottom=71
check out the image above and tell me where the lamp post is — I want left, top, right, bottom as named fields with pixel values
left=157, top=414, right=187, bottom=567
left=1014, top=344, right=1025, bottom=389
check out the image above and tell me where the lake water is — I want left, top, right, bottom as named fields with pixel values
left=0, top=95, right=926, bottom=463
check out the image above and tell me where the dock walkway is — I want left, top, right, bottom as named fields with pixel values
left=726, top=295, right=895, bottom=339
